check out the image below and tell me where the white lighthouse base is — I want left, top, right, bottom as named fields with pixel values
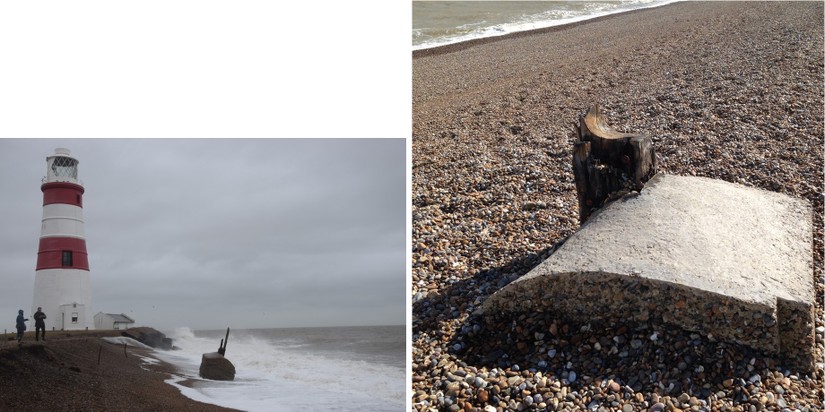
left=32, top=269, right=94, bottom=331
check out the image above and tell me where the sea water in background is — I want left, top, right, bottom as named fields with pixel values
left=413, top=0, right=679, bottom=51
left=151, top=326, right=405, bottom=412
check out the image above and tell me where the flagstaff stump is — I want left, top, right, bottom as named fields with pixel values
left=572, top=105, right=657, bottom=222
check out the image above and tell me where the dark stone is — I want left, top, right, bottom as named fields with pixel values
left=199, top=352, right=235, bottom=381
left=121, top=327, right=173, bottom=350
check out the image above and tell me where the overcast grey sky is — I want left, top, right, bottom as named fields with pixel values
left=0, top=138, right=405, bottom=331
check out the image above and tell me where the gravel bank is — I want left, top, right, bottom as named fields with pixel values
left=0, top=330, right=236, bottom=411
left=412, top=2, right=824, bottom=411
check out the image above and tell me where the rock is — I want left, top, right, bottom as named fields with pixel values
left=121, top=327, right=174, bottom=350
left=199, top=352, right=235, bottom=381
left=507, top=376, right=524, bottom=387
left=649, top=403, right=666, bottom=412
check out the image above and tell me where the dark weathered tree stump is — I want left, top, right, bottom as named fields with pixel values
left=572, top=105, right=656, bottom=223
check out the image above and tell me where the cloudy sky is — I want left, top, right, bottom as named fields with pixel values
left=0, top=139, right=406, bottom=331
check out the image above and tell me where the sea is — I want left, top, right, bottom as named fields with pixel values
left=413, top=0, right=680, bottom=51
left=146, top=325, right=405, bottom=412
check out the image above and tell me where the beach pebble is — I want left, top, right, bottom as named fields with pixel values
left=649, top=403, right=666, bottom=412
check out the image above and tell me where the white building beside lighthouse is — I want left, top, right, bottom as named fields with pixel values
left=32, top=148, right=94, bottom=330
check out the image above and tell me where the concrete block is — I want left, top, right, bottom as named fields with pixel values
left=483, top=174, right=814, bottom=367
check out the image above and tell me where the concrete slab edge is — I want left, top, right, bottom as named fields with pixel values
left=481, top=270, right=815, bottom=370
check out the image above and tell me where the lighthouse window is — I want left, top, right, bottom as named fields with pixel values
left=71, top=312, right=78, bottom=323
left=62, top=251, right=73, bottom=266
left=51, top=156, right=78, bottom=179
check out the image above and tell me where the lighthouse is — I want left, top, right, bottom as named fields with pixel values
left=32, top=148, right=93, bottom=330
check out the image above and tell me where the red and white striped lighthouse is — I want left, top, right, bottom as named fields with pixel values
left=32, top=148, right=93, bottom=330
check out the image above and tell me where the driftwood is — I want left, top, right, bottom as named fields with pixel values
left=572, top=105, right=656, bottom=223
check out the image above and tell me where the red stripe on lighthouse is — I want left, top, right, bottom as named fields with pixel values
left=36, top=237, right=90, bottom=271
left=42, top=182, right=84, bottom=207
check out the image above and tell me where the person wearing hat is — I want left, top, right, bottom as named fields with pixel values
left=34, top=307, right=47, bottom=341
left=15, top=310, right=28, bottom=344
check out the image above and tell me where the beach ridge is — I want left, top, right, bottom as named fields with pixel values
left=0, top=329, right=237, bottom=411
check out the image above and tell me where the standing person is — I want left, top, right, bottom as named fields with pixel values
left=15, top=310, right=28, bottom=344
left=34, top=307, right=47, bottom=341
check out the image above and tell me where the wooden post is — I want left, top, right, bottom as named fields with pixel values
left=98, top=345, right=102, bottom=365
left=572, top=105, right=656, bottom=223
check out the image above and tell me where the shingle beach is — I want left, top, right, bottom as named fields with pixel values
left=0, top=330, right=236, bottom=411
left=412, top=2, right=824, bottom=411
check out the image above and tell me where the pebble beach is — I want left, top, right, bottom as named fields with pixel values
left=0, top=330, right=236, bottom=411
left=412, top=2, right=824, bottom=412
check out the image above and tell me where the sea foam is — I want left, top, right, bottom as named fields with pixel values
left=153, top=327, right=404, bottom=412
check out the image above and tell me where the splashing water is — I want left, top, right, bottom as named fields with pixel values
left=152, top=326, right=405, bottom=412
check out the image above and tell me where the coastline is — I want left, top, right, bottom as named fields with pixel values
left=413, top=1, right=824, bottom=411
left=0, top=329, right=237, bottom=411
left=412, top=1, right=678, bottom=58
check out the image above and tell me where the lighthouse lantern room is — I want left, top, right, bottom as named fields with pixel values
left=32, top=148, right=93, bottom=330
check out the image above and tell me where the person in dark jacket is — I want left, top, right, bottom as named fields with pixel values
left=34, top=307, right=47, bottom=341
left=15, top=310, right=28, bottom=343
